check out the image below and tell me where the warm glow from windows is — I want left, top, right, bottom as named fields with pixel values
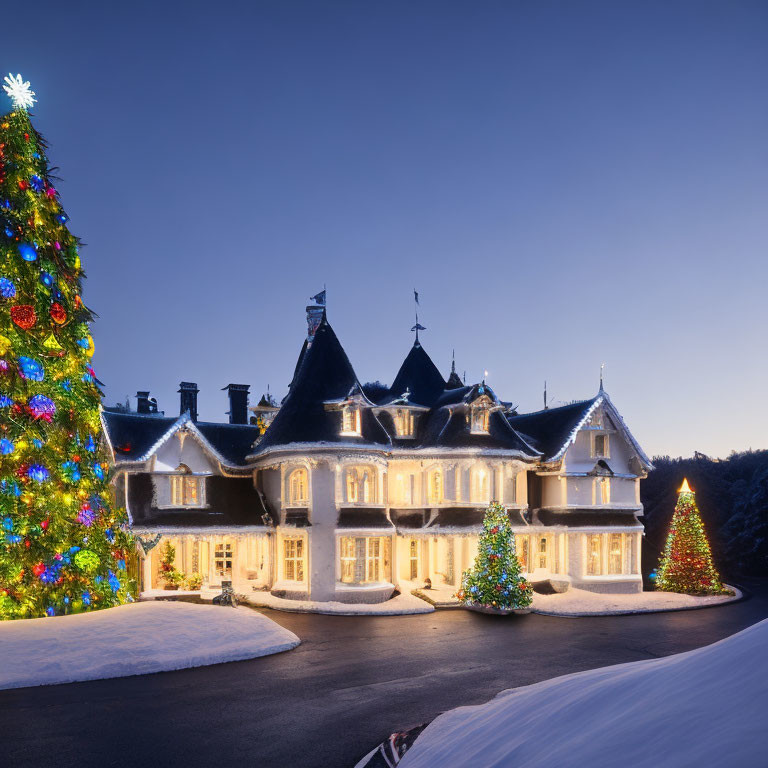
left=427, top=469, right=443, bottom=504
left=345, top=467, right=375, bottom=504
left=283, top=538, right=305, bottom=581
left=341, top=405, right=362, bottom=435
left=586, top=533, right=635, bottom=576
left=339, top=537, right=391, bottom=584
left=288, top=468, right=308, bottom=505
left=470, top=406, right=490, bottom=434
left=470, top=466, right=490, bottom=503
left=170, top=467, right=203, bottom=507
left=598, top=477, right=611, bottom=505
left=394, top=408, right=415, bottom=437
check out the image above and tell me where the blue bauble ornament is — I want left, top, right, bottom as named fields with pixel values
left=17, top=243, right=37, bottom=262
left=18, top=356, right=44, bottom=382
left=0, top=277, right=16, bottom=298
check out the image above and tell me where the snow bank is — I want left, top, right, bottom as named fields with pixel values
left=531, top=585, right=741, bottom=616
left=397, top=619, right=768, bottom=768
left=0, top=601, right=299, bottom=690
left=247, top=589, right=434, bottom=615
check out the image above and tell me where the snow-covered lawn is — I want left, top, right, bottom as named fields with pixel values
left=393, top=618, right=768, bottom=768
left=532, top=585, right=741, bottom=616
left=0, top=601, right=299, bottom=690
left=247, top=589, right=434, bottom=615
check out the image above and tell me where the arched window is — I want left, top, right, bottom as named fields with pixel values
left=427, top=469, right=443, bottom=504
left=288, top=468, right=308, bottom=505
left=341, top=405, right=361, bottom=436
left=360, top=470, right=372, bottom=503
left=470, top=465, right=490, bottom=503
left=346, top=467, right=375, bottom=504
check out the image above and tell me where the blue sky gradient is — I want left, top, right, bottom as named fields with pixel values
left=4, top=1, right=767, bottom=457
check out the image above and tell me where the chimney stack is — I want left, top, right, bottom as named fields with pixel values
left=223, top=383, right=249, bottom=425
left=178, top=382, right=199, bottom=422
left=136, top=391, right=158, bottom=414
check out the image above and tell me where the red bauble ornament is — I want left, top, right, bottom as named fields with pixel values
left=11, top=305, right=36, bottom=329
left=49, top=302, right=67, bottom=325
left=32, top=562, right=45, bottom=577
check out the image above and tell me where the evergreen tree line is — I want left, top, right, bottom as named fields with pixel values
left=641, top=451, right=768, bottom=578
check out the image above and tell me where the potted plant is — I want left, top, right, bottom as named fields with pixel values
left=158, top=541, right=186, bottom=590
left=185, top=572, right=203, bottom=591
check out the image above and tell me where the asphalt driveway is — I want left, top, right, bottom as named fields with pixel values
left=2, top=582, right=766, bottom=768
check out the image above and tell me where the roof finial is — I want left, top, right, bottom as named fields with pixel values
left=544, top=380, right=548, bottom=410
left=410, top=288, right=425, bottom=344
left=451, top=349, right=456, bottom=374
left=599, top=363, right=605, bottom=392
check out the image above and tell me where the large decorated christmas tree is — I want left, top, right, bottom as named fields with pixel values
left=457, top=501, right=532, bottom=611
left=656, top=479, right=726, bottom=595
left=0, top=74, right=134, bottom=619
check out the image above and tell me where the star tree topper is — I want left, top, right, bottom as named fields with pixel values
left=3, top=73, right=37, bottom=110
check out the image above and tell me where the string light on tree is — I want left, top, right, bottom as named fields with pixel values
left=456, top=501, right=533, bottom=612
left=655, top=478, right=728, bottom=596
left=2, top=74, right=36, bottom=111
left=0, top=75, right=135, bottom=619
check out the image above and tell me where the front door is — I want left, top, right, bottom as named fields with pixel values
left=211, top=541, right=233, bottom=587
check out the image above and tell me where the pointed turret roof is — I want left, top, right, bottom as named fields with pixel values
left=252, top=313, right=389, bottom=454
left=386, top=341, right=446, bottom=407
left=445, top=354, right=464, bottom=389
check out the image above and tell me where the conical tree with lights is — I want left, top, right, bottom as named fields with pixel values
left=0, top=75, right=135, bottom=619
left=656, top=479, right=726, bottom=595
left=457, top=501, right=532, bottom=611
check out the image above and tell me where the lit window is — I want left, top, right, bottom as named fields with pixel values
left=609, top=533, right=623, bottom=574
left=394, top=408, right=415, bottom=438
left=288, top=468, right=308, bottom=505
left=471, top=406, right=490, bottom=434
left=427, top=469, right=443, bottom=504
left=598, top=477, right=611, bottom=505
left=283, top=539, right=305, bottom=581
left=587, top=534, right=602, bottom=575
left=341, top=405, right=362, bottom=436
left=170, top=469, right=204, bottom=507
left=214, top=542, right=232, bottom=575
left=537, top=536, right=551, bottom=570
left=339, top=537, right=391, bottom=584
left=346, top=470, right=359, bottom=503
left=345, top=467, right=375, bottom=504
left=470, top=466, right=490, bottom=503
left=515, top=535, right=530, bottom=572
left=409, top=539, right=419, bottom=580
left=592, top=433, right=609, bottom=458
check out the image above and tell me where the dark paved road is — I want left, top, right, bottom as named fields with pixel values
left=2, top=583, right=766, bottom=768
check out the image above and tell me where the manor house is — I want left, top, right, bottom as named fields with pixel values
left=102, top=297, right=652, bottom=602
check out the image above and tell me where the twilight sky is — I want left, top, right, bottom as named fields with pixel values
left=4, top=1, right=767, bottom=458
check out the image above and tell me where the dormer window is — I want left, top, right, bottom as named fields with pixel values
left=393, top=408, right=414, bottom=438
left=592, top=433, right=609, bottom=458
left=170, top=465, right=204, bottom=507
left=471, top=405, right=490, bottom=434
left=341, top=405, right=362, bottom=436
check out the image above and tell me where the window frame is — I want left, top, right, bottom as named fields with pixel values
left=591, top=432, right=610, bottom=459
left=169, top=470, right=205, bottom=508
left=338, top=536, right=391, bottom=585
left=393, top=408, right=415, bottom=438
left=470, top=465, right=490, bottom=504
left=287, top=467, right=309, bottom=506
left=341, top=404, right=362, bottom=436
left=283, top=538, right=305, bottom=582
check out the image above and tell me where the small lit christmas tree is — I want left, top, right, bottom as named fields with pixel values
left=656, top=479, right=726, bottom=595
left=457, top=501, right=532, bottom=611
left=0, top=75, right=135, bottom=618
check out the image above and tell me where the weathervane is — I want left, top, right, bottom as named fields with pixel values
left=411, top=289, right=425, bottom=343
left=3, top=73, right=36, bottom=111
